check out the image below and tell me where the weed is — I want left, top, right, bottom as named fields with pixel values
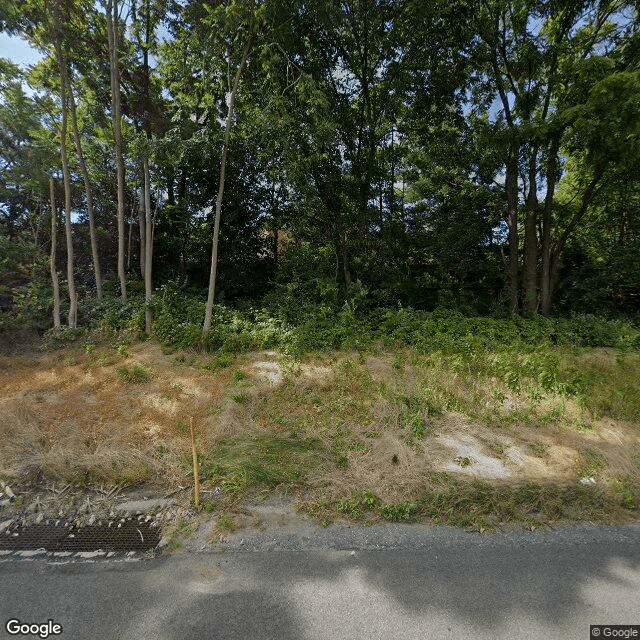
left=410, top=413, right=428, bottom=439
left=418, top=478, right=617, bottom=530
left=233, top=368, right=248, bottom=381
left=165, top=518, right=198, bottom=551
left=216, top=514, right=236, bottom=532
left=488, top=443, right=505, bottom=456
left=201, top=432, right=322, bottom=499
left=526, top=386, right=543, bottom=403
left=456, top=456, right=473, bottom=468
left=528, top=443, right=547, bottom=457
left=203, top=501, right=215, bottom=513
left=63, top=355, right=78, bottom=366
left=203, top=353, right=235, bottom=371
left=116, top=343, right=130, bottom=358
left=231, top=392, right=250, bottom=404
left=577, top=448, right=607, bottom=477
left=338, top=497, right=362, bottom=517
left=84, top=343, right=96, bottom=355
left=116, top=463, right=150, bottom=485
left=171, top=382, right=183, bottom=391
left=379, top=501, right=418, bottom=521
left=116, top=363, right=152, bottom=383
left=609, top=475, right=640, bottom=510
left=490, top=387, right=506, bottom=404
left=575, top=421, right=595, bottom=433
left=279, top=355, right=302, bottom=380
left=96, top=355, right=114, bottom=366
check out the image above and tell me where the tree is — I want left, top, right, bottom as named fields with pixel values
left=105, top=0, right=128, bottom=300
left=50, top=2, right=78, bottom=327
left=472, top=0, right=638, bottom=313
left=48, top=177, right=61, bottom=328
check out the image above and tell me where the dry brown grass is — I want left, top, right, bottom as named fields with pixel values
left=1, top=337, right=639, bottom=528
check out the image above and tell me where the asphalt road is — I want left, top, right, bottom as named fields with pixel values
left=1, top=523, right=639, bottom=640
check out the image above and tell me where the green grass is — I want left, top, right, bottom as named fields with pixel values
left=116, top=363, right=152, bottom=383
left=201, top=431, right=325, bottom=500
left=165, top=518, right=198, bottom=551
left=303, top=476, right=629, bottom=531
left=576, top=448, right=608, bottom=477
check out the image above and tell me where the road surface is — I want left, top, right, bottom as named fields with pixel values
left=1, top=523, right=639, bottom=640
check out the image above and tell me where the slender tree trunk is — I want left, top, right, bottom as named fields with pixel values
left=107, top=0, right=127, bottom=300
left=540, top=136, right=561, bottom=316
left=68, top=77, right=103, bottom=299
left=138, top=189, right=146, bottom=278
left=203, top=35, right=253, bottom=334
left=505, top=146, right=519, bottom=313
left=53, top=41, right=77, bottom=328
left=269, top=182, right=279, bottom=262
left=49, top=178, right=61, bottom=330
left=144, top=156, right=153, bottom=334
left=523, top=147, right=538, bottom=312
left=127, top=218, right=132, bottom=270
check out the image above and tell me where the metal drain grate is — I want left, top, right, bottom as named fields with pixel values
left=0, top=518, right=160, bottom=552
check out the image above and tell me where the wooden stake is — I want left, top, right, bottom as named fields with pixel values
left=189, top=416, right=200, bottom=507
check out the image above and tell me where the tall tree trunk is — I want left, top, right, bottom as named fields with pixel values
left=523, top=147, right=538, bottom=312
left=68, top=77, right=103, bottom=299
left=203, top=35, right=253, bottom=334
left=49, top=178, right=61, bottom=330
left=138, top=188, right=146, bottom=278
left=269, top=182, right=278, bottom=262
left=107, top=0, right=127, bottom=300
left=505, top=146, right=519, bottom=313
left=144, top=156, right=153, bottom=334
left=53, top=41, right=77, bottom=328
left=540, top=136, right=561, bottom=316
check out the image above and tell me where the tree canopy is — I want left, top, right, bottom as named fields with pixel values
left=1, top=0, right=639, bottom=332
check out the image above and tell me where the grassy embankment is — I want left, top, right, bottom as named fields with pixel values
left=1, top=307, right=639, bottom=530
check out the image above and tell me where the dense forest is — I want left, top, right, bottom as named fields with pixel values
left=1, top=0, right=639, bottom=345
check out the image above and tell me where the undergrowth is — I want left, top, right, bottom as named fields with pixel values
left=302, top=476, right=632, bottom=531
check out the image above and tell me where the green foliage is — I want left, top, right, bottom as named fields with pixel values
left=377, top=308, right=640, bottom=352
left=13, top=279, right=54, bottom=330
left=379, top=501, right=419, bottom=522
left=202, top=353, right=235, bottom=370
left=116, top=363, right=152, bottom=384
left=81, top=296, right=146, bottom=333
left=116, top=343, right=130, bottom=358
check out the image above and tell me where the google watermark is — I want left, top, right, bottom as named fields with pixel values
left=591, top=626, right=640, bottom=639
left=5, top=619, right=63, bottom=638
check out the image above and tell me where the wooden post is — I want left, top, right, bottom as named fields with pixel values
left=190, top=416, right=200, bottom=507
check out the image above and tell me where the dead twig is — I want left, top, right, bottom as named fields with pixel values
left=164, top=485, right=186, bottom=498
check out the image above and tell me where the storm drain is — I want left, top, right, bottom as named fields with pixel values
left=0, top=517, right=160, bottom=552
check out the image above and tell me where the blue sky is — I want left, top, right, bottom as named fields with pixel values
left=0, top=33, right=44, bottom=68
